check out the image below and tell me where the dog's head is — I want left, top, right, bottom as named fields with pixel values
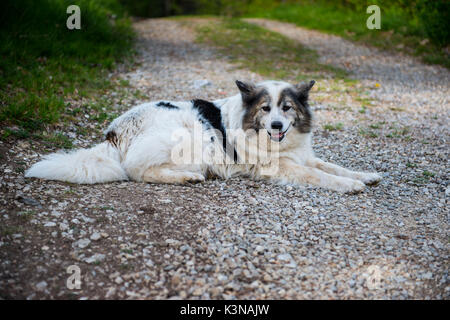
left=237, top=80, right=315, bottom=142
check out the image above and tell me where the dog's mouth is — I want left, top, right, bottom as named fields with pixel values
left=267, top=124, right=291, bottom=142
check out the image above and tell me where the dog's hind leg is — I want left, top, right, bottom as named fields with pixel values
left=305, top=158, right=382, bottom=185
left=143, top=164, right=205, bottom=184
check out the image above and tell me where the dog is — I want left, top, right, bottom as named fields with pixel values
left=25, top=80, right=382, bottom=193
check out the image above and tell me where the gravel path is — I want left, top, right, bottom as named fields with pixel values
left=0, top=18, right=448, bottom=299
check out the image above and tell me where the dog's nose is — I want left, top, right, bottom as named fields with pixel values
left=271, top=121, right=283, bottom=130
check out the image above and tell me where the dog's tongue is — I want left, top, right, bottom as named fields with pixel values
left=272, top=132, right=283, bottom=138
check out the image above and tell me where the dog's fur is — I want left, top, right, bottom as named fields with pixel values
left=25, top=80, right=381, bottom=193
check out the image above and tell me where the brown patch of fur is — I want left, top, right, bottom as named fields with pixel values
left=278, top=88, right=312, bottom=134
left=242, top=89, right=270, bottom=131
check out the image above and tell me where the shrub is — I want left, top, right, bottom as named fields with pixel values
left=417, top=0, right=449, bottom=46
left=0, top=0, right=134, bottom=132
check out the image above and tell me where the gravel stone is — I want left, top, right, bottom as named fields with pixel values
left=43, top=222, right=56, bottom=227
left=90, top=233, right=102, bottom=241
left=85, top=254, right=106, bottom=264
left=74, top=239, right=91, bottom=249
left=35, top=281, right=47, bottom=292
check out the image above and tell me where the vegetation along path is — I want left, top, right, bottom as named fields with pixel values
left=0, top=18, right=448, bottom=299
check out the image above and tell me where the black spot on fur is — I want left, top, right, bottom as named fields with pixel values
left=192, top=99, right=238, bottom=162
left=105, top=130, right=118, bottom=147
left=156, top=101, right=179, bottom=109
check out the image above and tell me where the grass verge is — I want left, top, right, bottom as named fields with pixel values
left=244, top=1, right=449, bottom=68
left=0, top=0, right=135, bottom=145
left=195, top=18, right=348, bottom=81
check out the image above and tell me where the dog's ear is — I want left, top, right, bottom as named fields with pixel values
left=295, top=80, right=315, bottom=103
left=235, top=80, right=256, bottom=104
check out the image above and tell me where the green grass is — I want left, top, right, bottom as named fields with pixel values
left=3, top=127, right=73, bottom=149
left=406, top=162, right=417, bottom=168
left=386, top=125, right=410, bottom=139
left=16, top=210, right=35, bottom=222
left=422, top=170, right=435, bottom=178
left=368, top=121, right=385, bottom=129
left=244, top=1, right=449, bottom=68
left=323, top=122, right=344, bottom=131
left=0, top=225, right=23, bottom=237
left=0, top=0, right=135, bottom=143
left=196, top=18, right=348, bottom=81
left=358, top=105, right=367, bottom=114
left=410, top=170, right=436, bottom=185
left=359, top=128, right=379, bottom=138
left=41, top=132, right=74, bottom=149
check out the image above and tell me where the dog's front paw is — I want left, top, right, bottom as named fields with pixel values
left=359, top=172, right=382, bottom=186
left=185, top=172, right=205, bottom=184
left=335, top=178, right=365, bottom=194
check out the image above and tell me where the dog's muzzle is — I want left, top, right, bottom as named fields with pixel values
left=267, top=124, right=291, bottom=142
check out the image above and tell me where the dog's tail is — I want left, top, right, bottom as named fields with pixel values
left=25, top=142, right=128, bottom=184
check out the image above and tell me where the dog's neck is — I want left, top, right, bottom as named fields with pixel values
left=213, top=94, right=246, bottom=131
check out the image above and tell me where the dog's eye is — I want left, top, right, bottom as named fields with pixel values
left=282, top=105, right=292, bottom=112
left=262, top=106, right=271, bottom=112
